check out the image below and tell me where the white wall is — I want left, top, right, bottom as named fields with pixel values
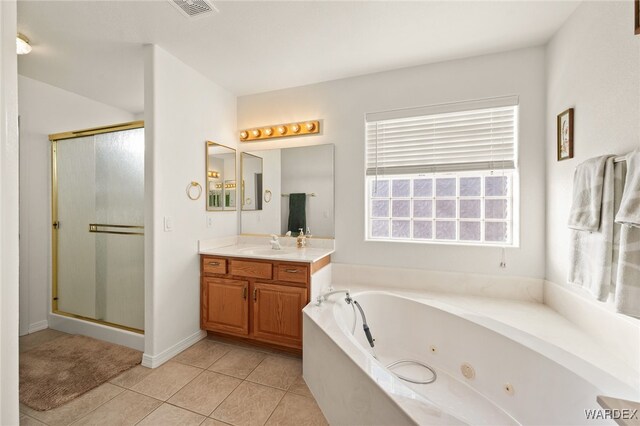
left=239, top=47, right=546, bottom=278
left=241, top=149, right=281, bottom=235
left=281, top=145, right=334, bottom=237
left=0, top=0, right=20, bottom=423
left=544, top=1, right=640, bottom=366
left=545, top=1, right=640, bottom=288
left=144, top=45, right=237, bottom=366
left=17, top=75, right=135, bottom=336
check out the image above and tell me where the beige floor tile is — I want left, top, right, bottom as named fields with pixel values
left=20, top=383, right=124, bottom=426
left=71, top=390, right=161, bottom=425
left=245, top=356, right=301, bottom=390
left=286, top=376, right=313, bottom=398
left=168, top=370, right=242, bottom=416
left=19, top=329, right=68, bottom=353
left=265, top=393, right=327, bottom=426
left=172, top=340, right=230, bottom=369
left=109, top=365, right=153, bottom=389
left=211, top=381, right=284, bottom=426
left=20, top=413, right=47, bottom=425
left=131, top=361, right=202, bottom=401
left=201, top=419, right=232, bottom=426
left=208, top=348, right=266, bottom=379
left=137, top=403, right=205, bottom=426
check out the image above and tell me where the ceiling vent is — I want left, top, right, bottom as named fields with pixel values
left=169, top=0, right=218, bottom=19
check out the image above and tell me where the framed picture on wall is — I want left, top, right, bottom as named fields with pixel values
left=557, top=108, right=574, bottom=161
left=635, top=0, right=639, bottom=35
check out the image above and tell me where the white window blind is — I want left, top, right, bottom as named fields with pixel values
left=366, top=96, right=518, bottom=176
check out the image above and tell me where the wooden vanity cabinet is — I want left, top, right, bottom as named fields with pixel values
left=252, top=282, right=307, bottom=348
left=201, top=277, right=249, bottom=336
left=200, top=254, right=329, bottom=352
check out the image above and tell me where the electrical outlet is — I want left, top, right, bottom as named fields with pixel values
left=207, top=216, right=214, bottom=228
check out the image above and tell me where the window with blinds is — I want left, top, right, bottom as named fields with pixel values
left=365, top=96, right=519, bottom=246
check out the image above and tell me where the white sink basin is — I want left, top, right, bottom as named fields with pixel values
left=237, top=247, right=298, bottom=257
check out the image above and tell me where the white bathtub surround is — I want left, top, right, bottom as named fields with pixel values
left=304, top=289, right=638, bottom=425
left=331, top=263, right=543, bottom=303
left=543, top=280, right=640, bottom=379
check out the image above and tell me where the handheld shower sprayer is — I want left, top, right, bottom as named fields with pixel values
left=350, top=299, right=375, bottom=348
left=316, top=288, right=376, bottom=349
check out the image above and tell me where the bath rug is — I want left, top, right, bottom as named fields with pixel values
left=20, top=334, right=141, bottom=411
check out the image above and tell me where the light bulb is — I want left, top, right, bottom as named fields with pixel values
left=16, top=33, right=31, bottom=55
left=240, top=131, right=248, bottom=140
left=305, top=122, right=315, bottom=131
left=291, top=124, right=301, bottom=133
left=277, top=126, right=287, bottom=135
left=251, top=129, right=261, bottom=137
left=264, top=128, right=273, bottom=136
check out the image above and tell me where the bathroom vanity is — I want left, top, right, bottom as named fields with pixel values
left=199, top=239, right=333, bottom=353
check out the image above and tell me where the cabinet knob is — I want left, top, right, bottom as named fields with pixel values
left=284, top=269, right=299, bottom=273
left=253, top=288, right=258, bottom=301
left=242, top=287, right=247, bottom=300
left=208, top=261, right=220, bottom=266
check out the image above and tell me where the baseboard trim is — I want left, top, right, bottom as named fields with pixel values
left=28, top=320, right=49, bottom=334
left=142, top=330, right=206, bottom=369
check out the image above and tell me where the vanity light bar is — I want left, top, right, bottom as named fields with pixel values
left=239, top=120, right=320, bottom=142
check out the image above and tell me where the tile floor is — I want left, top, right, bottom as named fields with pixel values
left=19, top=329, right=328, bottom=426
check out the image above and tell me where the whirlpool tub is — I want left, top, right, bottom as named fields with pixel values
left=302, top=290, right=637, bottom=425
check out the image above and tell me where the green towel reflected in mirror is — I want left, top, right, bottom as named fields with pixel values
left=287, top=193, right=306, bottom=234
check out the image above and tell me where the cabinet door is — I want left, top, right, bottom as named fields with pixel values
left=202, top=277, right=249, bottom=336
left=252, top=282, right=307, bottom=348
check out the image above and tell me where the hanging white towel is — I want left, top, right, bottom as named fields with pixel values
left=614, top=150, right=640, bottom=317
left=615, top=150, right=640, bottom=227
left=568, top=156, right=615, bottom=301
left=568, top=156, right=613, bottom=231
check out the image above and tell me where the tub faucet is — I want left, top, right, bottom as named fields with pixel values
left=315, top=288, right=375, bottom=348
left=315, top=289, right=351, bottom=306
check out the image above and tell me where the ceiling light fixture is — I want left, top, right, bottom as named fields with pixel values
left=16, top=33, right=32, bottom=55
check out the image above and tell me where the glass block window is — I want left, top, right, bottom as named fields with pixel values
left=367, top=171, right=516, bottom=245
left=365, top=95, right=519, bottom=247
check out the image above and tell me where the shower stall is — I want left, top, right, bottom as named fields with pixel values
left=49, top=121, right=145, bottom=333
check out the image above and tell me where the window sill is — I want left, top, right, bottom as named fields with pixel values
left=364, top=237, right=519, bottom=249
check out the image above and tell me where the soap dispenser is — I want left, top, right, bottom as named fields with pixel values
left=296, top=228, right=306, bottom=248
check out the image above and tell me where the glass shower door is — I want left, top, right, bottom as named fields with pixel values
left=53, top=126, right=144, bottom=332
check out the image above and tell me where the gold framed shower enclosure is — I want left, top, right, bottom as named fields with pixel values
left=49, top=120, right=145, bottom=334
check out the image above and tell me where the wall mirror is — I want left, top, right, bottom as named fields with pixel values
left=241, top=144, right=335, bottom=238
left=241, top=153, right=263, bottom=211
left=206, top=141, right=237, bottom=211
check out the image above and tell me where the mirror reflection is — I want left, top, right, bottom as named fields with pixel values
left=241, top=153, right=263, bottom=211
left=206, top=141, right=236, bottom=211
left=241, top=144, right=334, bottom=238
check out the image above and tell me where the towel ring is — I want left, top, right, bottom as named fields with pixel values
left=186, top=181, right=202, bottom=200
left=264, top=190, right=272, bottom=203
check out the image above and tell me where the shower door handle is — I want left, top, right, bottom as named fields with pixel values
left=52, top=221, right=60, bottom=230
left=88, top=223, right=144, bottom=236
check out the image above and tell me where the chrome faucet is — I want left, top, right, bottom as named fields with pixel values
left=316, top=288, right=351, bottom=306
left=270, top=234, right=282, bottom=250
